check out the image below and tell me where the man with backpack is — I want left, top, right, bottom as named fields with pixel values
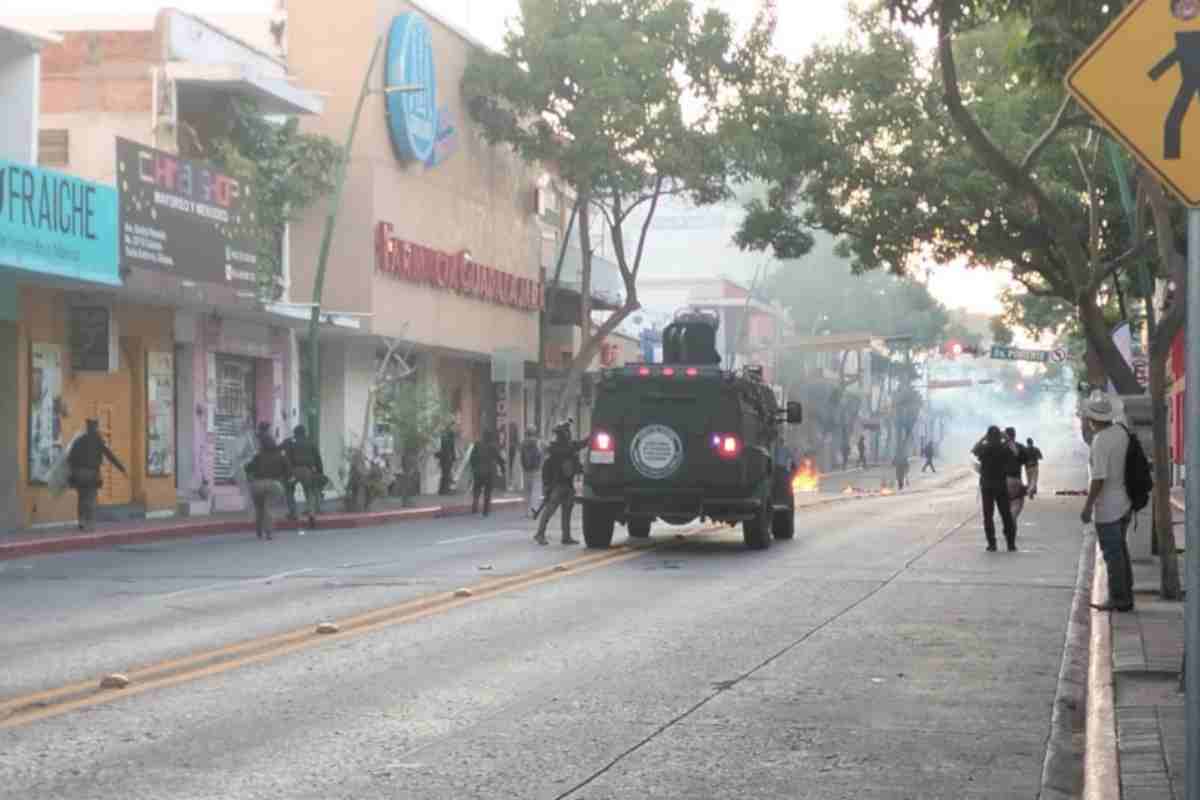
left=283, top=425, right=325, bottom=527
left=519, top=427, right=543, bottom=517
left=1080, top=395, right=1148, bottom=612
left=469, top=429, right=506, bottom=517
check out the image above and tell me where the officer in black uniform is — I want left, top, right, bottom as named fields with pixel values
left=534, top=421, right=589, bottom=546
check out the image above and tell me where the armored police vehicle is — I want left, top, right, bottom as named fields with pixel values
left=578, top=311, right=803, bottom=550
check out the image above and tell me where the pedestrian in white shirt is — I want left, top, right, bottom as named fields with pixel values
left=1080, top=396, right=1135, bottom=612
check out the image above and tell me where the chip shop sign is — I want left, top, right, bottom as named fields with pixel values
left=0, top=160, right=120, bottom=286
left=375, top=221, right=542, bottom=311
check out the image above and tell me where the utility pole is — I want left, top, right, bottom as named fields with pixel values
left=305, top=36, right=383, bottom=446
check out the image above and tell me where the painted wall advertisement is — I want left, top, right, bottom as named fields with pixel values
left=29, top=343, right=64, bottom=484
left=115, top=137, right=261, bottom=287
left=146, top=351, right=175, bottom=476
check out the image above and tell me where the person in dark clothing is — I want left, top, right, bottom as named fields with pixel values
left=245, top=432, right=290, bottom=540
left=535, top=421, right=589, bottom=545
left=469, top=430, right=506, bottom=516
left=283, top=425, right=325, bottom=526
left=841, top=439, right=852, bottom=471
left=973, top=426, right=1018, bottom=551
left=1024, top=437, right=1044, bottom=499
left=67, top=419, right=127, bottom=531
left=436, top=425, right=457, bottom=496
left=857, top=435, right=867, bottom=469
left=921, top=441, right=937, bottom=473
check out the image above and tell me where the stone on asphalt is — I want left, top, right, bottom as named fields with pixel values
left=315, top=622, right=340, bottom=635
left=99, top=673, right=130, bottom=690
left=454, top=588, right=473, bottom=597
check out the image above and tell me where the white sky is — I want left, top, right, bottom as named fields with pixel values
left=2, top=0, right=1012, bottom=315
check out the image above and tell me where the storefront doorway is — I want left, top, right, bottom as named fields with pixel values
left=213, top=355, right=256, bottom=485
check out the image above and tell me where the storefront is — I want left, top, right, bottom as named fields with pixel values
left=0, top=159, right=177, bottom=528
left=173, top=312, right=294, bottom=512
left=288, top=3, right=544, bottom=490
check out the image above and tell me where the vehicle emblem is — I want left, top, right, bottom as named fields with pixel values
left=631, top=424, right=684, bottom=480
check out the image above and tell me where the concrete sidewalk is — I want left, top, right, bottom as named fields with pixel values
left=1084, top=496, right=1188, bottom=800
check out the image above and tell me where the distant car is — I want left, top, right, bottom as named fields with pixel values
left=577, top=312, right=803, bottom=550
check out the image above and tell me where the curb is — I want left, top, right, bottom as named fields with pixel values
left=1039, top=531, right=1095, bottom=800
left=1083, top=542, right=1120, bottom=800
left=0, top=499, right=524, bottom=562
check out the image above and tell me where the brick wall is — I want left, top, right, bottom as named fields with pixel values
left=40, top=31, right=156, bottom=115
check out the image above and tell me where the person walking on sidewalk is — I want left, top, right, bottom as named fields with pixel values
left=1080, top=396, right=1135, bottom=612
left=469, top=430, right=506, bottom=517
left=973, top=426, right=1017, bottom=551
left=67, top=419, right=127, bottom=532
left=519, top=427, right=543, bottom=517
left=534, top=421, right=589, bottom=545
left=921, top=440, right=937, bottom=473
left=857, top=434, right=867, bottom=469
left=1024, top=437, right=1044, bottom=499
left=283, top=425, right=325, bottom=527
left=245, top=431, right=290, bottom=541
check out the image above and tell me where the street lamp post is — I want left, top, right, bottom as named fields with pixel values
left=303, top=36, right=424, bottom=446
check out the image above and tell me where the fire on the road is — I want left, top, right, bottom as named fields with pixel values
left=791, top=459, right=819, bottom=493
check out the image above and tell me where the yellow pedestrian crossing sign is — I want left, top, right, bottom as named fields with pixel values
left=1067, top=0, right=1200, bottom=206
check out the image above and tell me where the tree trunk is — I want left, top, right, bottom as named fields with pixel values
left=1078, top=290, right=1141, bottom=393
left=1147, top=307, right=1184, bottom=599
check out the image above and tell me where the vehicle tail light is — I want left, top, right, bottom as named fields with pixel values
left=638, top=367, right=652, bottom=377
left=685, top=367, right=699, bottom=377
left=592, top=431, right=614, bottom=452
left=662, top=367, right=676, bottom=377
left=712, top=433, right=741, bottom=459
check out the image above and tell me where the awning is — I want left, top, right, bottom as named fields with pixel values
left=782, top=332, right=886, bottom=353
left=166, top=62, right=324, bottom=116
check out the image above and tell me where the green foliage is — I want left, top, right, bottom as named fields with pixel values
left=738, top=10, right=1130, bottom=284
left=462, top=0, right=782, bottom=255
left=989, top=315, right=1015, bottom=346
left=376, top=379, right=456, bottom=460
left=210, top=99, right=342, bottom=299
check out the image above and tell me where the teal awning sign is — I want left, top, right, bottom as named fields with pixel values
left=0, top=160, right=120, bottom=286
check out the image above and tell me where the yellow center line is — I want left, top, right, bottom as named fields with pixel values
left=0, top=483, right=954, bottom=731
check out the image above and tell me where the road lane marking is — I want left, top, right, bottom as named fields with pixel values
left=0, top=544, right=660, bottom=730
left=436, top=531, right=518, bottom=545
left=0, top=484, right=975, bottom=731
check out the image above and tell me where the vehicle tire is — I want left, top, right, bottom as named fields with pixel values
left=772, top=502, right=795, bottom=540
left=742, top=493, right=772, bottom=550
left=583, top=505, right=616, bottom=549
left=627, top=519, right=652, bottom=539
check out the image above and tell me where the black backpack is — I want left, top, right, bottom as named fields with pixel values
left=1119, top=424, right=1153, bottom=512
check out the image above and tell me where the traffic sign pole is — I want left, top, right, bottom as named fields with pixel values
left=1187, top=209, right=1200, bottom=800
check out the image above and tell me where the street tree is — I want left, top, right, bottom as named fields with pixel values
left=735, top=7, right=1140, bottom=394
left=884, top=0, right=1184, bottom=599
left=462, top=0, right=783, bottom=428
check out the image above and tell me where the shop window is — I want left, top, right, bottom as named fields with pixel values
left=38, top=130, right=69, bottom=167
left=70, top=306, right=115, bottom=372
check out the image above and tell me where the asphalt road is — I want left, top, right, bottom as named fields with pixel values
left=0, top=463, right=1089, bottom=799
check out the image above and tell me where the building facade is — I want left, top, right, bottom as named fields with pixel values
left=21, top=9, right=328, bottom=523
left=287, top=2, right=546, bottom=487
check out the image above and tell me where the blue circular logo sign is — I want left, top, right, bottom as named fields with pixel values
left=385, top=13, right=438, bottom=164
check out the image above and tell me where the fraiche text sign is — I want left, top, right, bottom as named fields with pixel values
left=374, top=221, right=542, bottom=311
left=0, top=160, right=119, bottom=286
